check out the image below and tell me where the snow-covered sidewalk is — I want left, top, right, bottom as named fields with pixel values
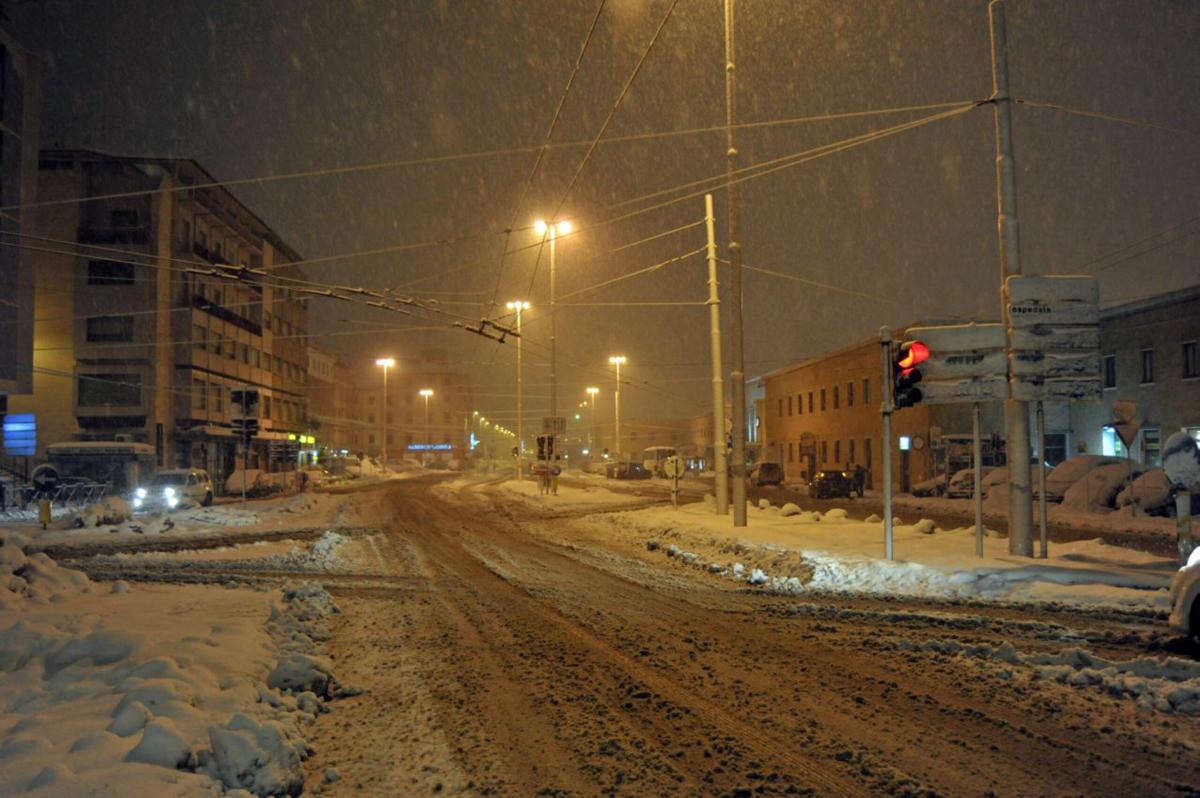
left=583, top=498, right=1180, bottom=612
left=0, top=529, right=345, bottom=796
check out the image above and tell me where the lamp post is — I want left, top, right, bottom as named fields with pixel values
left=534, top=219, right=572, bottom=431
left=419, top=389, right=433, bottom=461
left=608, top=356, right=625, bottom=459
left=374, top=358, right=394, bottom=464
left=506, top=300, right=530, bottom=478
left=586, top=387, right=599, bottom=455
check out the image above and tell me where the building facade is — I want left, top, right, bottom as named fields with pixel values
left=0, top=29, right=39, bottom=398
left=1071, top=286, right=1200, bottom=462
left=8, top=151, right=310, bottom=486
left=307, top=345, right=356, bottom=452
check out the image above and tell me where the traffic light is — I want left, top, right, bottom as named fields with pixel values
left=892, top=340, right=929, bottom=409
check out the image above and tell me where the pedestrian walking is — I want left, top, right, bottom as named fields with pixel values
left=853, top=464, right=866, bottom=498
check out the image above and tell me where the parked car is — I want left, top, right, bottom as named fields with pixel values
left=1060, top=462, right=1146, bottom=513
left=748, top=461, right=783, bottom=487
left=1169, top=547, right=1200, bottom=638
left=809, top=469, right=854, bottom=499
left=607, top=461, right=651, bottom=480
left=946, top=467, right=996, bottom=499
left=133, top=468, right=213, bottom=511
left=910, top=474, right=946, bottom=498
left=1041, top=455, right=1126, bottom=503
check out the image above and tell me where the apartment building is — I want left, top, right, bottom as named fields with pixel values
left=8, top=151, right=309, bottom=484
left=1072, top=286, right=1200, bottom=461
left=307, top=345, right=355, bottom=452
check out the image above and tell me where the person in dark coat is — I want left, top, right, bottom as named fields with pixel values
left=852, top=464, right=866, bottom=498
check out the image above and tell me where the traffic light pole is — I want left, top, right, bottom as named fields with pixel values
left=990, top=0, right=1034, bottom=556
left=879, top=326, right=894, bottom=561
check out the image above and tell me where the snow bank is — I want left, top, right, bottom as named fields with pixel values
left=1061, top=462, right=1143, bottom=514
left=0, top=532, right=346, bottom=796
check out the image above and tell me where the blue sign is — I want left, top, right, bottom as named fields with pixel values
left=408, top=443, right=453, bottom=451
left=3, top=413, right=37, bottom=456
left=469, top=432, right=479, bottom=451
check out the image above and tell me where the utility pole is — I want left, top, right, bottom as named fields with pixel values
left=705, top=194, right=729, bottom=515
left=880, top=327, right=894, bottom=560
left=723, top=0, right=747, bottom=526
left=507, top=301, right=528, bottom=478
left=989, top=0, right=1033, bottom=556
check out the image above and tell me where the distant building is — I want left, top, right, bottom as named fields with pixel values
left=1071, top=286, right=1200, bottom=462
left=7, top=151, right=309, bottom=485
left=353, top=349, right=473, bottom=460
left=593, top=418, right=691, bottom=462
left=0, top=29, right=39, bottom=398
left=307, top=345, right=355, bottom=452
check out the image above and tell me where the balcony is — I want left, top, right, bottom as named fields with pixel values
left=78, top=226, right=150, bottom=246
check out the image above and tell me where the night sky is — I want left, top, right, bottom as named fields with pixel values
left=14, top=0, right=1200, bottom=426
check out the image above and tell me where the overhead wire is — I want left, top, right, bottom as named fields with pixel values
left=1015, top=98, right=1200, bottom=139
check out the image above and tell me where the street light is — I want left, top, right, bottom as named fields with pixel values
left=374, top=358, right=394, bottom=463
left=419, top=389, right=433, bottom=464
left=586, top=387, right=599, bottom=454
left=607, top=357, right=625, bottom=460
left=534, top=219, right=572, bottom=439
left=506, top=300, right=530, bottom=478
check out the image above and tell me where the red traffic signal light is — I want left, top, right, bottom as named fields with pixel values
left=893, top=340, right=928, bottom=409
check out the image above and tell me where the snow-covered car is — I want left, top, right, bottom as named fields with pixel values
left=946, top=467, right=995, bottom=499
left=133, top=468, right=213, bottom=511
left=1169, top=547, right=1200, bottom=638
left=1115, top=468, right=1174, bottom=515
left=910, top=474, right=945, bottom=498
left=1060, top=462, right=1145, bottom=514
left=1041, top=455, right=1126, bottom=503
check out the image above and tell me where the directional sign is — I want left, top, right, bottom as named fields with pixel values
left=1006, top=275, right=1101, bottom=402
left=905, top=323, right=1006, bottom=404
left=662, top=456, right=686, bottom=479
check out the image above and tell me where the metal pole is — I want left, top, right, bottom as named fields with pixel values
left=973, top=402, right=983, bottom=557
left=516, top=305, right=524, bottom=479
left=549, top=228, right=557, bottom=437
left=880, top=327, right=894, bottom=560
left=705, top=194, right=730, bottom=516
left=614, top=360, right=621, bottom=460
left=241, top=436, right=247, bottom=506
left=724, top=0, right=747, bottom=527
left=990, top=0, right=1033, bottom=556
left=1037, top=400, right=1048, bottom=558
left=380, top=363, right=388, bottom=464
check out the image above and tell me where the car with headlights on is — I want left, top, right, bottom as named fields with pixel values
left=809, top=469, right=854, bottom=499
left=133, top=468, right=214, bottom=511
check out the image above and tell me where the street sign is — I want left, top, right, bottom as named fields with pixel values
left=542, top=416, right=566, bottom=435
left=1006, top=275, right=1101, bottom=403
left=662, top=456, right=686, bottom=479
left=905, top=323, right=1006, bottom=404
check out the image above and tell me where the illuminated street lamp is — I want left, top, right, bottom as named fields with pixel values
left=534, top=218, right=572, bottom=435
left=374, top=358, right=395, bottom=463
left=506, top=300, right=530, bottom=477
left=607, top=357, right=625, bottom=459
left=419, top=389, right=433, bottom=456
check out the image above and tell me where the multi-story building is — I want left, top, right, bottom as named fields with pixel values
left=592, top=418, right=691, bottom=461
left=8, top=150, right=309, bottom=484
left=0, top=29, right=39, bottom=399
left=1072, top=286, right=1200, bottom=462
left=307, top=345, right=356, bottom=452
left=352, top=349, right=472, bottom=460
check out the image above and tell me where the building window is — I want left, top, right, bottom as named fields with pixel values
left=85, top=315, right=135, bottom=343
left=787, top=396, right=793, bottom=416
left=78, top=374, right=141, bottom=407
left=820, top=389, right=827, bottom=412
left=832, top=386, right=839, bottom=410
left=1184, top=341, right=1199, bottom=380
left=777, top=398, right=783, bottom=417
left=796, top=394, right=803, bottom=415
left=1043, top=433, right=1067, bottom=466
left=863, top=378, right=870, bottom=405
left=847, top=382, right=854, bottom=407
left=807, top=392, right=813, bottom=413
left=864, top=438, right=872, bottom=469
left=833, top=439, right=841, bottom=464
left=262, top=395, right=271, bottom=419
left=86, top=259, right=135, bottom=285
left=367, top=414, right=375, bottom=424
left=1102, top=354, right=1116, bottom=389
left=193, top=379, right=206, bottom=411
left=213, top=384, right=223, bottom=413
left=1139, top=348, right=1155, bottom=384
left=821, top=440, right=828, bottom=463
left=193, top=325, right=207, bottom=350
left=1142, top=427, right=1161, bottom=466
left=788, top=442, right=794, bottom=463
left=111, top=209, right=139, bottom=229
left=239, top=343, right=249, bottom=364
left=848, top=438, right=856, bottom=465
left=224, top=339, right=235, bottom=360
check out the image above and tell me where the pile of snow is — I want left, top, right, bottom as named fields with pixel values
left=67, top=497, right=132, bottom=528
left=893, top=638, right=1200, bottom=715
left=1115, top=468, right=1173, bottom=514
left=225, top=469, right=292, bottom=498
left=0, top=530, right=346, bottom=796
left=1043, top=455, right=1125, bottom=501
